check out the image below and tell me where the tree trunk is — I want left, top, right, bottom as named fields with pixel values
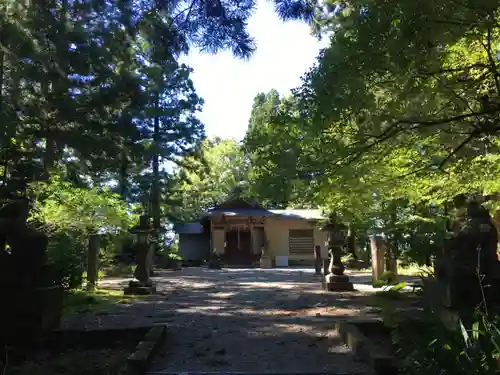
left=152, top=94, right=161, bottom=232
left=119, top=149, right=129, bottom=199
left=0, top=3, right=6, bottom=187
left=346, top=224, right=357, bottom=259
left=87, top=234, right=100, bottom=291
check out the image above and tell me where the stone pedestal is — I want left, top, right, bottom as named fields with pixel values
left=323, top=273, right=354, bottom=291
left=260, top=256, right=273, bottom=269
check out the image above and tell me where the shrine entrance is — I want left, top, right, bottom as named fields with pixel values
left=224, top=228, right=254, bottom=266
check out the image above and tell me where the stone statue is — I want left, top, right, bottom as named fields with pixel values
left=439, top=198, right=499, bottom=312
left=0, top=200, right=48, bottom=287
left=0, top=199, right=63, bottom=347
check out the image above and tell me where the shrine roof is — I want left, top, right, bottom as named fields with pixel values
left=200, top=197, right=324, bottom=220
left=200, top=208, right=275, bottom=218
left=200, top=208, right=324, bottom=220
left=270, top=209, right=324, bottom=220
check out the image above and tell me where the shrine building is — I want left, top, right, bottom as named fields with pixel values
left=174, top=197, right=328, bottom=267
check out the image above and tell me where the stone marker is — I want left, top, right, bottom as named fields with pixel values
left=435, top=197, right=500, bottom=327
left=370, top=236, right=385, bottom=283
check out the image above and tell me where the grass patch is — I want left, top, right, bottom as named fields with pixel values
left=101, top=264, right=135, bottom=278
left=63, top=289, right=141, bottom=315
left=352, top=262, right=433, bottom=277
left=398, top=263, right=432, bottom=276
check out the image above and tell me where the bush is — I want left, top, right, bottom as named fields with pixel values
left=44, top=232, right=87, bottom=290
left=381, top=270, right=398, bottom=283
left=387, top=275, right=500, bottom=375
left=167, top=252, right=183, bottom=261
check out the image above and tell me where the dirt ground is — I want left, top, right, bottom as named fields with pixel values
left=64, top=267, right=393, bottom=374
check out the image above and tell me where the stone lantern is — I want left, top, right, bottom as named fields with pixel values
left=321, top=213, right=354, bottom=291
left=124, top=215, right=156, bottom=295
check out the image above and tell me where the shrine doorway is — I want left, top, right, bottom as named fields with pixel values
left=224, top=228, right=253, bottom=266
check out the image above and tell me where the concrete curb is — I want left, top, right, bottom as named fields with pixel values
left=334, top=321, right=398, bottom=375
left=127, top=325, right=167, bottom=375
left=148, top=373, right=370, bottom=375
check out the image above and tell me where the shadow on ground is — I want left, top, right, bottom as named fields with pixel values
left=65, top=267, right=422, bottom=373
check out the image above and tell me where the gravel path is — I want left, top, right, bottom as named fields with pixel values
left=63, top=268, right=379, bottom=374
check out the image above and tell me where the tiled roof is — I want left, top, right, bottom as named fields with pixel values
left=270, top=209, right=324, bottom=220
left=200, top=208, right=324, bottom=220
left=200, top=208, right=275, bottom=217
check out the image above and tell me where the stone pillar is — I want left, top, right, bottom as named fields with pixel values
left=251, top=227, right=264, bottom=255
left=371, top=235, right=385, bottom=283
left=87, top=234, right=100, bottom=291
left=147, top=242, right=155, bottom=276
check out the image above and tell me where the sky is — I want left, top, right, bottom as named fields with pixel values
left=180, top=0, right=329, bottom=141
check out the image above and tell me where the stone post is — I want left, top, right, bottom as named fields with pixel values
left=86, top=234, right=100, bottom=291
left=370, top=236, right=385, bottom=283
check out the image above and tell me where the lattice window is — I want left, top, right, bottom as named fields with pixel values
left=289, top=229, right=314, bottom=255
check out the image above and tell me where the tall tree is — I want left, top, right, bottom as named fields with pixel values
left=168, top=137, right=249, bottom=221
left=244, top=90, right=315, bottom=208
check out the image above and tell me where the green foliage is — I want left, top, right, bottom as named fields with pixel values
left=29, top=177, right=136, bottom=234
left=239, top=0, right=500, bottom=266
left=394, top=309, right=500, bottom=375
left=27, top=177, right=136, bottom=289
left=169, top=137, right=250, bottom=221
left=167, top=252, right=183, bottom=261
left=380, top=271, right=397, bottom=283
left=391, top=283, right=500, bottom=375
left=243, top=91, right=316, bottom=208
left=375, top=275, right=500, bottom=375
left=43, top=232, right=87, bottom=290
left=290, top=0, right=500, bottom=208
